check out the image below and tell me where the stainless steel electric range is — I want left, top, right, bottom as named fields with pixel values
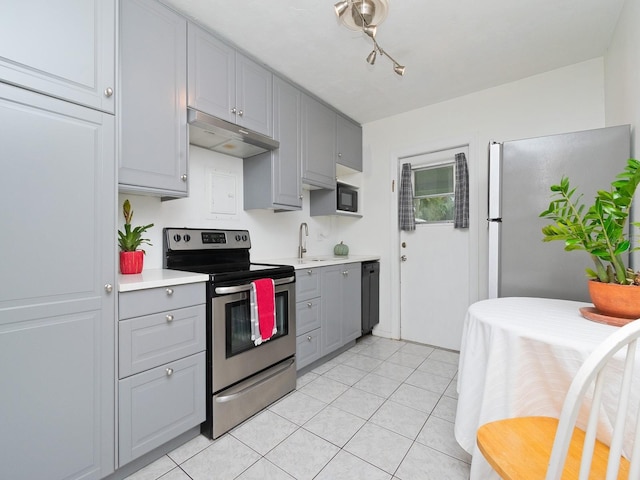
left=163, top=228, right=296, bottom=439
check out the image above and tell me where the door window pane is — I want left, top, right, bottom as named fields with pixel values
left=414, top=164, right=455, bottom=223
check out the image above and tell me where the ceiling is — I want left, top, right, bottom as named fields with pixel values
left=162, top=0, right=626, bottom=124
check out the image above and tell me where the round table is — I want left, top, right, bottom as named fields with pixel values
left=454, top=297, right=638, bottom=480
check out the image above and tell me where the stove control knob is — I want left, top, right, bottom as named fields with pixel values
left=235, top=234, right=241, bottom=242
left=242, top=235, right=248, bottom=242
left=183, top=234, right=191, bottom=242
left=173, top=234, right=181, bottom=242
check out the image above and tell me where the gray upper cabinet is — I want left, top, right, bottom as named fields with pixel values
left=119, top=0, right=188, bottom=197
left=188, top=24, right=272, bottom=137
left=244, top=76, right=302, bottom=210
left=301, top=94, right=337, bottom=190
left=0, top=83, right=115, bottom=480
left=0, top=0, right=115, bottom=113
left=336, top=114, right=363, bottom=171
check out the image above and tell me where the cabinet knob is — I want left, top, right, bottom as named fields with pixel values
left=343, top=271, right=348, bottom=276
left=166, top=288, right=174, bottom=295
left=181, top=174, right=187, bottom=182
left=104, top=87, right=113, bottom=97
left=299, top=195, right=303, bottom=200
left=104, top=284, right=113, bottom=293
left=166, top=314, right=174, bottom=322
left=307, top=336, right=312, bottom=341
left=307, top=270, right=313, bottom=275
left=338, top=152, right=342, bottom=157
left=231, top=107, right=237, bottom=114
left=238, top=110, right=243, bottom=117
left=166, top=368, right=174, bottom=376
left=307, top=302, right=312, bottom=308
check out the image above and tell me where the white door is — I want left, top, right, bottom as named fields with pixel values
left=400, top=147, right=470, bottom=350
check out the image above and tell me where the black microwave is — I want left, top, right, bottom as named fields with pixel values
left=337, top=183, right=358, bottom=212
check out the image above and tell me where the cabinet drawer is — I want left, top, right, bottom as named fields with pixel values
left=119, top=305, right=205, bottom=378
left=296, top=268, right=321, bottom=301
left=119, top=283, right=205, bottom=319
left=296, top=328, right=321, bottom=370
left=118, top=351, right=206, bottom=466
left=296, top=298, right=320, bottom=336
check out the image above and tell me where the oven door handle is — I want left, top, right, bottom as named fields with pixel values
left=214, top=276, right=295, bottom=295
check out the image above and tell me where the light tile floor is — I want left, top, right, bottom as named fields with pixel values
left=125, top=335, right=472, bottom=480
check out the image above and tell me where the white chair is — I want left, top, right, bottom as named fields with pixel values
left=477, top=319, right=640, bottom=479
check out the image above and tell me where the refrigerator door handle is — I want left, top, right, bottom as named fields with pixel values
left=488, top=221, right=501, bottom=298
left=488, top=142, right=502, bottom=220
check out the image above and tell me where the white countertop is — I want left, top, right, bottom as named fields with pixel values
left=118, top=268, right=209, bottom=292
left=257, top=254, right=380, bottom=270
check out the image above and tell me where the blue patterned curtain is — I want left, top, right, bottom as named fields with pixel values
left=399, top=163, right=415, bottom=231
left=454, top=153, right=469, bottom=229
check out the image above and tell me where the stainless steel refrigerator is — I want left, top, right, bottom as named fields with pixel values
left=488, top=125, right=631, bottom=301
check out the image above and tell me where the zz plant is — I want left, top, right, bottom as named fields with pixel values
left=118, top=199, right=154, bottom=252
left=539, top=158, right=640, bottom=285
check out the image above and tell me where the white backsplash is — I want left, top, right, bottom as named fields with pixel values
left=118, top=145, right=348, bottom=269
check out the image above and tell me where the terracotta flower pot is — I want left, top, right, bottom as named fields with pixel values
left=588, top=280, right=640, bottom=319
left=120, top=250, right=144, bottom=275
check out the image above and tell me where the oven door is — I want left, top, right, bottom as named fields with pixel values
left=211, top=278, right=296, bottom=392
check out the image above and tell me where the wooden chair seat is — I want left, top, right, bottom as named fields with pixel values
left=477, top=416, right=630, bottom=480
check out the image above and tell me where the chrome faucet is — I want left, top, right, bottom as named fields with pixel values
left=298, top=222, right=308, bottom=259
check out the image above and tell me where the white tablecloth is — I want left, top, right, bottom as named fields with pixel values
left=454, top=297, right=639, bottom=480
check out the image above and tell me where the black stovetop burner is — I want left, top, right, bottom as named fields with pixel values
left=163, top=227, right=294, bottom=284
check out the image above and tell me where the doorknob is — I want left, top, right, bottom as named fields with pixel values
left=401, top=255, right=407, bottom=262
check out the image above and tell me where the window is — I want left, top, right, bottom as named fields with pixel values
left=413, top=163, right=455, bottom=223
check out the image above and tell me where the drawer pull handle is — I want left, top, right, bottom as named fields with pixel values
left=166, top=368, right=174, bottom=376
left=166, top=314, right=174, bottom=322
left=166, top=288, right=174, bottom=295
left=307, top=302, right=312, bottom=308
left=307, top=336, right=312, bottom=341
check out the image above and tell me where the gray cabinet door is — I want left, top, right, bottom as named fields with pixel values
left=0, top=84, right=115, bottom=480
left=119, top=0, right=188, bottom=197
left=320, top=266, right=344, bottom=355
left=0, top=0, right=115, bottom=113
left=187, top=25, right=272, bottom=136
left=341, top=264, right=362, bottom=344
left=187, top=23, right=235, bottom=124
left=301, top=94, right=337, bottom=190
left=336, top=114, right=363, bottom=171
left=118, top=352, right=206, bottom=466
left=236, top=53, right=272, bottom=136
left=243, top=76, right=301, bottom=210
left=272, top=77, right=301, bottom=207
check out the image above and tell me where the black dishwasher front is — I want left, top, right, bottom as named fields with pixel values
left=361, top=261, right=380, bottom=335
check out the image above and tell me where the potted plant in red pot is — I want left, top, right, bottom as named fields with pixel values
left=540, top=158, right=640, bottom=324
left=118, top=199, right=154, bottom=275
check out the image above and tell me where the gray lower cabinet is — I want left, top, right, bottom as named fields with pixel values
left=295, top=264, right=361, bottom=370
left=188, top=23, right=272, bottom=136
left=0, top=0, right=115, bottom=113
left=321, top=263, right=362, bottom=355
left=336, top=114, right=363, bottom=171
left=301, top=94, right=337, bottom=190
left=118, top=283, right=206, bottom=466
left=295, top=268, right=322, bottom=370
left=118, top=0, right=188, bottom=197
left=244, top=76, right=302, bottom=210
left=0, top=83, right=115, bottom=480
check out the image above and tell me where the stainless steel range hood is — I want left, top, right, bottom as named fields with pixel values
left=188, top=108, right=279, bottom=158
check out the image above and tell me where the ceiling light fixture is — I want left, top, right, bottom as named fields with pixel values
left=334, top=0, right=405, bottom=76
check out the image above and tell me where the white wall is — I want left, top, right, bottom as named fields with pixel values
left=604, top=0, right=640, bottom=268
left=359, top=58, right=606, bottom=340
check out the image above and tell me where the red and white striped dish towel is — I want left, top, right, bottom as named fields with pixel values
left=250, top=278, right=277, bottom=346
